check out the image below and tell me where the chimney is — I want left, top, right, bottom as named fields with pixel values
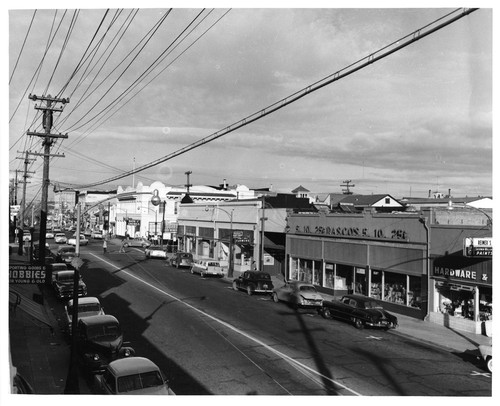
left=223, top=179, right=227, bottom=189
left=448, top=188, right=451, bottom=198
left=428, top=189, right=431, bottom=198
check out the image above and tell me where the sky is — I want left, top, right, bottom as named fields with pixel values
left=4, top=2, right=495, bottom=205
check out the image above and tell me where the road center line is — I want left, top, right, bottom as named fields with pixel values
left=88, top=252, right=362, bottom=396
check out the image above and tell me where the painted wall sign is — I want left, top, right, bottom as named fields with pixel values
left=9, top=265, right=46, bottom=284
left=463, top=237, right=492, bottom=257
left=294, top=224, right=409, bottom=241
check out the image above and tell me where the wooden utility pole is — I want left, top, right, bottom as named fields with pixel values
left=184, top=170, right=192, bottom=194
left=27, top=93, right=69, bottom=264
left=341, top=180, right=355, bottom=195
left=16, top=151, right=35, bottom=228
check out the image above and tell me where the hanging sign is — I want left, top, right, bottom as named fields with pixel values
left=463, top=237, right=492, bottom=257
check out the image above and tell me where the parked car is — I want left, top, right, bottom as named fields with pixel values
left=22, top=230, right=32, bottom=242
left=123, top=237, right=151, bottom=249
left=52, top=270, right=87, bottom=300
left=320, top=294, right=398, bottom=330
left=64, top=296, right=105, bottom=334
left=191, top=259, right=224, bottom=277
left=94, top=357, right=174, bottom=395
left=54, top=233, right=67, bottom=244
left=46, top=231, right=55, bottom=239
left=170, top=252, right=194, bottom=268
left=56, top=245, right=77, bottom=264
left=272, top=281, right=324, bottom=310
left=53, top=227, right=62, bottom=233
left=83, top=229, right=93, bottom=237
left=68, top=234, right=89, bottom=246
left=145, top=246, right=167, bottom=259
left=92, top=230, right=104, bottom=239
left=233, top=271, right=274, bottom=296
left=46, top=262, right=69, bottom=282
left=76, top=315, right=134, bottom=375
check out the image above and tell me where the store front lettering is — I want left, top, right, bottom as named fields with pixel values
left=434, top=267, right=476, bottom=280
left=294, top=225, right=408, bottom=241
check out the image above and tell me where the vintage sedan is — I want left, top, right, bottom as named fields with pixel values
left=64, top=296, right=105, bottom=334
left=56, top=245, right=76, bottom=264
left=123, top=237, right=151, bottom=249
left=52, top=270, right=87, bottom=300
left=77, top=315, right=135, bottom=375
left=46, top=231, right=55, bottom=239
left=54, top=233, right=67, bottom=244
left=272, top=281, right=323, bottom=310
left=68, top=234, right=89, bottom=246
left=170, top=252, right=194, bottom=268
left=191, top=259, right=224, bottom=277
left=94, top=357, right=175, bottom=395
left=233, top=271, right=274, bottom=296
left=320, top=294, right=398, bottom=330
left=144, top=246, right=167, bottom=259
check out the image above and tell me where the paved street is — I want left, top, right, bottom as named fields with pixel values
left=27, top=239, right=488, bottom=396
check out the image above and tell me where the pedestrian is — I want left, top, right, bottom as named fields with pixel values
left=103, top=239, right=107, bottom=254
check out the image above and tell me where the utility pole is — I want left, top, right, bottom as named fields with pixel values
left=341, top=180, right=355, bottom=195
left=16, top=151, right=35, bottom=228
left=184, top=170, right=192, bottom=194
left=27, top=93, right=69, bottom=264
left=259, top=197, right=268, bottom=272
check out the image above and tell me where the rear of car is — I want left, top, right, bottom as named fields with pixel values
left=145, top=246, right=167, bottom=259
left=52, top=270, right=87, bottom=299
left=191, top=260, right=224, bottom=277
left=172, top=252, right=193, bottom=268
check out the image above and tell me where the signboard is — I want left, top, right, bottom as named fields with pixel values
left=463, top=237, right=492, bottom=257
left=9, top=265, right=46, bottom=284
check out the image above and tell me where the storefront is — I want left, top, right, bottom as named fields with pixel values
left=428, top=227, right=492, bottom=334
left=286, top=210, right=429, bottom=318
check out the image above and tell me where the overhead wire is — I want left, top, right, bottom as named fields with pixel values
left=9, top=9, right=37, bottom=85
left=72, top=8, right=478, bottom=190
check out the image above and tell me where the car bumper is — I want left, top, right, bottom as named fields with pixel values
left=366, top=320, right=398, bottom=329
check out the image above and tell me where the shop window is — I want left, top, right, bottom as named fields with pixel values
left=299, top=260, right=313, bottom=283
left=437, top=284, right=474, bottom=320
left=312, top=260, right=322, bottom=286
left=479, top=288, right=492, bottom=321
left=384, top=272, right=406, bottom=305
left=354, top=267, right=367, bottom=295
left=290, top=258, right=299, bottom=280
left=336, top=264, right=353, bottom=291
left=325, top=264, right=335, bottom=289
left=370, top=270, right=382, bottom=300
left=408, top=275, right=421, bottom=308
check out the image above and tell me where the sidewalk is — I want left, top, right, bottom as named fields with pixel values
left=8, top=247, right=492, bottom=394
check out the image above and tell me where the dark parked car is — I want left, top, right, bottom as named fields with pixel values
left=320, top=294, right=398, bottom=330
left=77, top=315, right=135, bottom=375
left=170, top=252, right=194, bottom=268
left=52, top=270, right=87, bottom=300
left=233, top=271, right=274, bottom=296
left=56, top=245, right=77, bottom=264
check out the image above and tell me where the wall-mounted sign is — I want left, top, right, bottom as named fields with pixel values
left=463, top=237, right=492, bottom=257
left=9, top=265, right=46, bottom=284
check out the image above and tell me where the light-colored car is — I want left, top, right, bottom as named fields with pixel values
left=191, top=259, right=224, bottom=277
left=22, top=230, right=32, bottom=242
left=92, top=230, right=104, bottom=239
left=145, top=246, right=167, bottom=259
left=54, top=233, right=67, bottom=244
left=272, top=281, right=324, bottom=310
left=122, top=237, right=151, bottom=249
left=64, top=296, right=105, bottom=334
left=94, top=357, right=174, bottom=395
left=68, top=234, right=89, bottom=246
left=46, top=231, right=55, bottom=239
left=56, top=245, right=76, bottom=264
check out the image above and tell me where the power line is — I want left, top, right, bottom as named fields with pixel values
left=74, top=8, right=478, bottom=190
left=9, top=9, right=37, bottom=84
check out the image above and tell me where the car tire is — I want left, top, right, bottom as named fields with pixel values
left=272, top=292, right=279, bottom=303
left=247, top=286, right=253, bottom=296
left=353, top=317, right=364, bottom=329
left=200, top=271, right=204, bottom=277
left=190, top=267, right=194, bottom=274
left=123, top=243, right=129, bottom=248
left=232, top=281, right=239, bottom=291
left=321, top=308, right=331, bottom=319
left=486, top=357, right=492, bottom=373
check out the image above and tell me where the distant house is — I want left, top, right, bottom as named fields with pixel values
left=338, top=194, right=404, bottom=212
left=291, top=185, right=311, bottom=200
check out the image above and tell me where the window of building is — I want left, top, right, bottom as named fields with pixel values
left=384, top=272, right=406, bottom=304
left=371, top=270, right=382, bottom=300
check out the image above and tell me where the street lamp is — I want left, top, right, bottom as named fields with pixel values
left=206, top=205, right=234, bottom=277
left=150, top=189, right=166, bottom=245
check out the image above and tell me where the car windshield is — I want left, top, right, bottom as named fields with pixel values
left=180, top=253, right=192, bottom=259
left=258, top=273, right=271, bottom=280
left=58, top=273, right=74, bottom=282
left=299, top=285, right=317, bottom=292
left=362, top=301, right=384, bottom=309
left=60, top=247, right=75, bottom=253
left=117, top=371, right=163, bottom=393
left=208, top=262, right=220, bottom=266
left=86, top=323, right=120, bottom=340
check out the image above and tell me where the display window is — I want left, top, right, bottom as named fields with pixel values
left=384, top=272, right=406, bottom=304
left=325, top=264, right=335, bottom=289
left=336, top=264, right=353, bottom=291
left=312, top=260, right=323, bottom=286
left=371, top=270, right=382, bottom=300
left=299, top=259, right=313, bottom=283
left=479, top=287, right=492, bottom=321
left=437, top=284, right=474, bottom=319
left=408, top=276, right=422, bottom=308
